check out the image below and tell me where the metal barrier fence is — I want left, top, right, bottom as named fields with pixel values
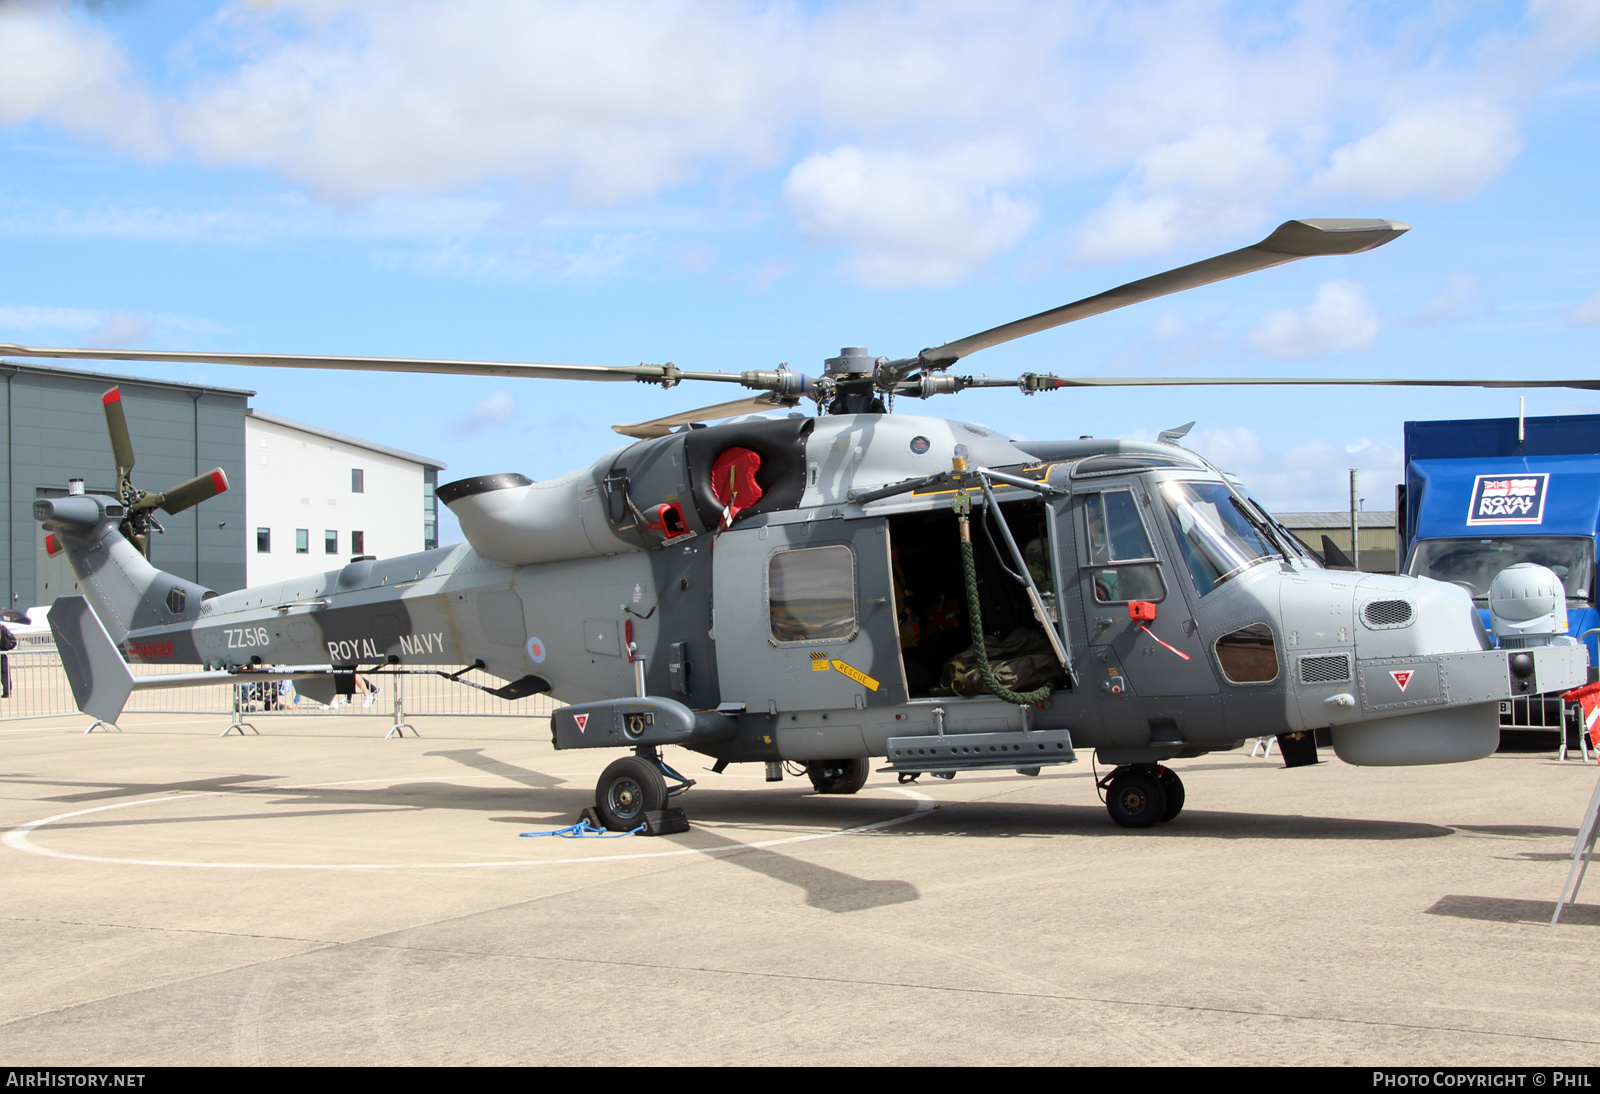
left=0, top=636, right=558, bottom=723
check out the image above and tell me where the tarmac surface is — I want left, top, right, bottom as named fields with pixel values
left=1, top=711, right=1598, bottom=1066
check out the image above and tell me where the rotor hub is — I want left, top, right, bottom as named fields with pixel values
left=823, top=347, right=883, bottom=379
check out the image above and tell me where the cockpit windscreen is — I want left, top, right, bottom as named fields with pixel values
left=1160, top=480, right=1276, bottom=595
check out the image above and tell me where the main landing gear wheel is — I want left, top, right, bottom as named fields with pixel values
left=595, top=756, right=667, bottom=831
left=1105, top=769, right=1168, bottom=829
left=806, top=757, right=870, bottom=794
left=1157, top=766, right=1185, bottom=822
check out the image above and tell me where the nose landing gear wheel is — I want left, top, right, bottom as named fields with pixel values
left=1105, top=770, right=1168, bottom=829
left=595, top=755, right=668, bottom=831
left=1157, top=766, right=1185, bottom=821
left=806, top=757, right=870, bottom=794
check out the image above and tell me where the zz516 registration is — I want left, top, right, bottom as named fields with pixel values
left=226, top=627, right=270, bottom=649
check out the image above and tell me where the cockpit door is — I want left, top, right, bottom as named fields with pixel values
left=1073, top=487, right=1216, bottom=697
left=712, top=516, right=908, bottom=713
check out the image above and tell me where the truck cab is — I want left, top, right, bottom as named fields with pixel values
left=1399, top=413, right=1600, bottom=740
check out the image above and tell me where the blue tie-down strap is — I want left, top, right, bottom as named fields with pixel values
left=520, top=819, right=643, bottom=839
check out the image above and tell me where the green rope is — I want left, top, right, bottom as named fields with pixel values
left=959, top=535, right=1054, bottom=706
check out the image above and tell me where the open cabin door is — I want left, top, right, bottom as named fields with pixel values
left=712, top=517, right=908, bottom=713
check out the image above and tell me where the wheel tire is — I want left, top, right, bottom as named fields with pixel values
left=1105, top=771, right=1168, bottom=829
left=595, top=756, right=668, bottom=831
left=1158, top=766, right=1185, bottom=822
left=806, top=757, right=870, bottom=795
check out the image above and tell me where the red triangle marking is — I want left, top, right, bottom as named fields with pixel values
left=1390, top=670, right=1414, bottom=691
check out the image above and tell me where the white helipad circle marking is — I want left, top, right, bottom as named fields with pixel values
left=3, top=773, right=937, bottom=871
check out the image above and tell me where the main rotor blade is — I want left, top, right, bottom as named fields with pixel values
left=954, top=374, right=1600, bottom=391
left=919, top=218, right=1410, bottom=367
left=0, top=344, right=745, bottom=386
left=613, top=394, right=788, bottom=439
left=127, top=468, right=230, bottom=517
left=101, top=387, right=136, bottom=477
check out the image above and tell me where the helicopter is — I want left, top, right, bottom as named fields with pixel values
left=15, top=217, right=1597, bottom=830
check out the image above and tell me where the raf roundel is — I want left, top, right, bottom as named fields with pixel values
left=526, top=636, right=547, bottom=664
left=909, top=435, right=931, bottom=455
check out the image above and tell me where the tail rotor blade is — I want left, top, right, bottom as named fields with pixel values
left=135, top=468, right=230, bottom=516
left=101, top=387, right=136, bottom=477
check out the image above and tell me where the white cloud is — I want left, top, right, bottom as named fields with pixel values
left=0, top=305, right=105, bottom=333
left=0, top=3, right=164, bottom=155
left=448, top=390, right=517, bottom=438
left=174, top=1, right=794, bottom=206
left=1310, top=100, right=1524, bottom=202
left=0, top=304, right=221, bottom=345
left=1248, top=280, right=1380, bottom=360
left=1075, top=127, right=1294, bottom=262
left=1415, top=272, right=1484, bottom=323
left=782, top=145, right=1037, bottom=287
left=87, top=312, right=152, bottom=348
left=3, top=2, right=1598, bottom=284
left=1568, top=287, right=1600, bottom=326
left=1182, top=425, right=1401, bottom=513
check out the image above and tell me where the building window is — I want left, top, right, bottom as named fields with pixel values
left=424, top=468, right=438, bottom=550
left=256, top=528, right=271, bottom=553
left=352, top=468, right=364, bottom=493
left=352, top=530, right=365, bottom=555
left=325, top=530, right=338, bottom=554
left=296, top=528, right=309, bottom=554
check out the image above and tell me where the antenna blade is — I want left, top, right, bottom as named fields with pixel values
left=1321, top=535, right=1356, bottom=570
left=921, top=219, right=1410, bottom=366
left=152, top=468, right=230, bottom=516
left=613, top=394, right=786, bottom=439
left=101, top=387, right=136, bottom=475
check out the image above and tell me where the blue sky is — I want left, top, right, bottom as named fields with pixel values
left=3, top=0, right=1600, bottom=545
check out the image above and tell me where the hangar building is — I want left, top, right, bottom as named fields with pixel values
left=3, top=361, right=444, bottom=613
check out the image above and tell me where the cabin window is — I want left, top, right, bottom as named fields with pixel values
left=1085, top=490, right=1165, bottom=604
left=768, top=545, right=856, bottom=643
left=1215, top=623, right=1279, bottom=684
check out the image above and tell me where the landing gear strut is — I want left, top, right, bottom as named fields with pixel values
left=1098, top=764, right=1184, bottom=828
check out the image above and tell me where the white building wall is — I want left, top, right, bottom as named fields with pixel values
left=245, top=413, right=440, bottom=586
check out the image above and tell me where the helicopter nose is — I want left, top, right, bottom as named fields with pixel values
left=1351, top=574, right=1486, bottom=660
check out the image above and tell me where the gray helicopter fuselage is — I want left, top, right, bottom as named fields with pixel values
left=37, top=411, right=1588, bottom=770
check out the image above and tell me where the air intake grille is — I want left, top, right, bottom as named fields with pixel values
left=1363, top=600, right=1413, bottom=627
left=1300, top=655, right=1351, bottom=684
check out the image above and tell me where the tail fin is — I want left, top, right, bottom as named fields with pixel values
left=48, top=596, right=135, bottom=724
left=34, top=494, right=210, bottom=645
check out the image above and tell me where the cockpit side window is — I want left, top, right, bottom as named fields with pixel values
left=1085, top=490, right=1165, bottom=604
